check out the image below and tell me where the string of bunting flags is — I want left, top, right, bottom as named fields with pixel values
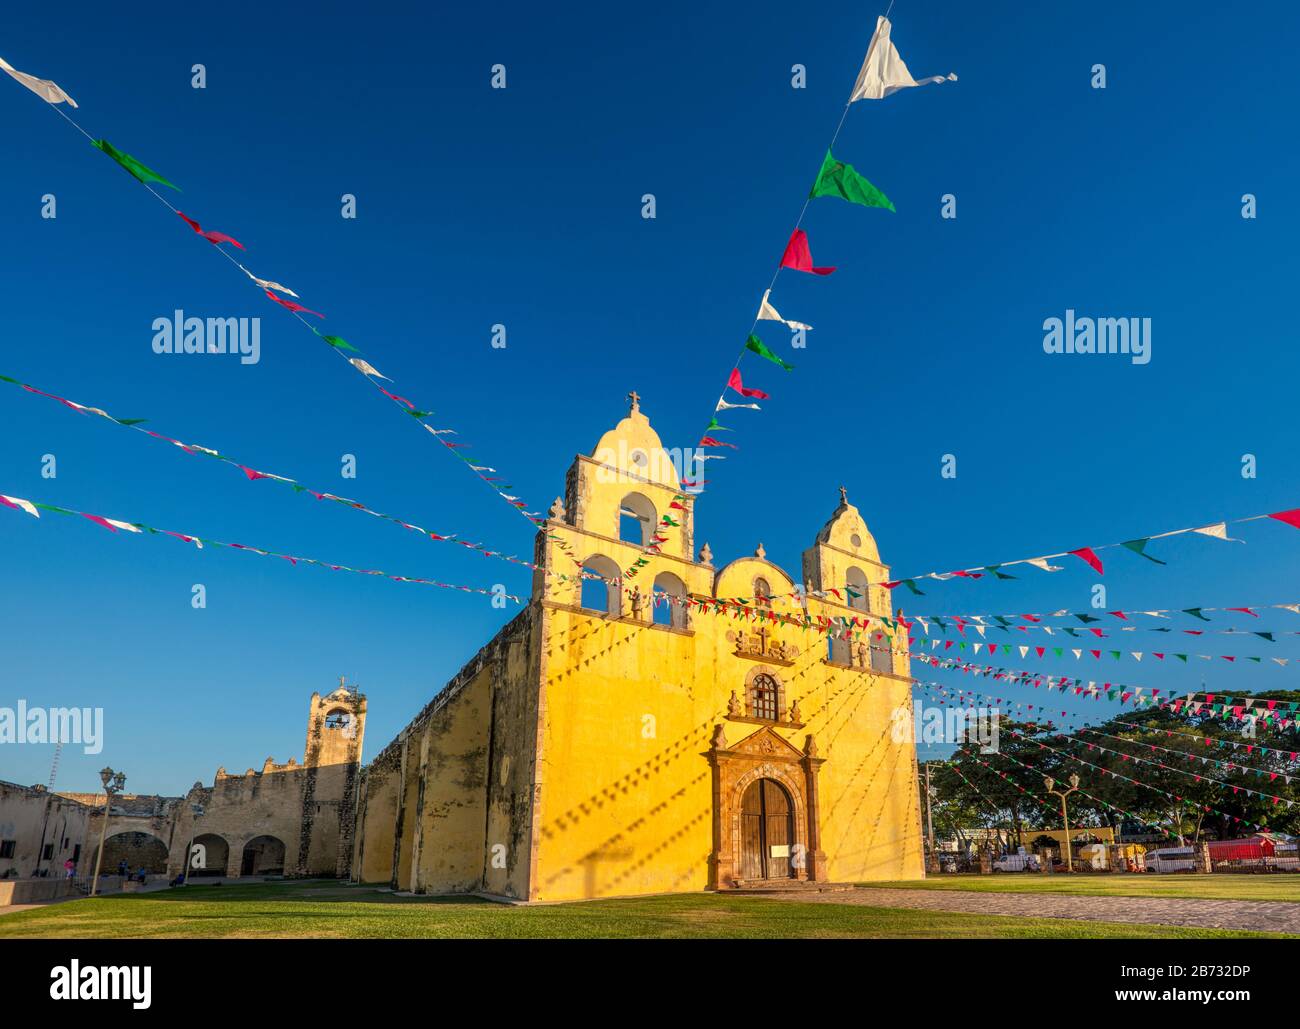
left=957, top=745, right=1275, bottom=839
left=911, top=648, right=1300, bottom=729
left=951, top=746, right=1193, bottom=845
left=915, top=682, right=1296, bottom=806
left=0, top=369, right=568, bottom=579
left=695, top=503, right=1300, bottom=607
left=905, top=610, right=1300, bottom=640
left=919, top=681, right=1298, bottom=781
left=915, top=634, right=1288, bottom=669
left=622, top=15, right=955, bottom=583
left=0, top=489, right=525, bottom=603
left=0, top=50, right=546, bottom=535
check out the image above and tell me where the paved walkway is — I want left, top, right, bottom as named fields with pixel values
left=744, top=886, right=1300, bottom=934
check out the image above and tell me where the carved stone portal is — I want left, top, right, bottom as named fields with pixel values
left=705, top=725, right=827, bottom=887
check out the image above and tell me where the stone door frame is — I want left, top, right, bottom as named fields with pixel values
left=706, top=724, right=827, bottom=888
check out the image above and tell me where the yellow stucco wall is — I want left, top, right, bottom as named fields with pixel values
left=526, top=399, right=924, bottom=901
left=356, top=398, right=926, bottom=902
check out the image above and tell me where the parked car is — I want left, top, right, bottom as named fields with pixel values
left=1145, top=846, right=1195, bottom=873
left=992, top=850, right=1040, bottom=872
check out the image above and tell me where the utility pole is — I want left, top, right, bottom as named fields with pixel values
left=924, top=762, right=936, bottom=854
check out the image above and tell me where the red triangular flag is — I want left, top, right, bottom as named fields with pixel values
left=780, top=228, right=835, bottom=275
left=1069, top=547, right=1104, bottom=574
left=728, top=368, right=769, bottom=400
left=178, top=211, right=245, bottom=250
left=1268, top=509, right=1300, bottom=529
left=264, top=288, right=324, bottom=318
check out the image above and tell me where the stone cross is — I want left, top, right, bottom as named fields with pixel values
left=628, top=390, right=641, bottom=413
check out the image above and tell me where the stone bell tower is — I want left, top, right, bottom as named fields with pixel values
left=295, top=679, right=367, bottom=877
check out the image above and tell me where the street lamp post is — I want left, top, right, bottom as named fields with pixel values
left=1044, top=774, right=1081, bottom=873
left=89, top=767, right=126, bottom=897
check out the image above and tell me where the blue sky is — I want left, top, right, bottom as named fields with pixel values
left=2, top=1, right=1299, bottom=791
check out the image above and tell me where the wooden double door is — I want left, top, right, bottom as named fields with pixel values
left=739, top=777, right=795, bottom=880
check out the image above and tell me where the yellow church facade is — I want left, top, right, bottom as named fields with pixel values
left=352, top=396, right=925, bottom=901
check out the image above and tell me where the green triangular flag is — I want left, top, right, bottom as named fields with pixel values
left=316, top=331, right=360, bottom=353
left=92, top=139, right=180, bottom=191
left=115, top=418, right=147, bottom=426
left=902, top=579, right=925, bottom=596
left=744, top=334, right=794, bottom=371
left=1183, top=608, right=1210, bottom=621
left=809, top=150, right=894, bottom=211
left=1121, top=538, right=1167, bottom=564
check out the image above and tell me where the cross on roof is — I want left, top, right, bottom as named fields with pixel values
left=628, top=390, right=641, bottom=413
left=839, top=485, right=848, bottom=505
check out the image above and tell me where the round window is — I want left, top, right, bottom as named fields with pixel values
left=631, top=449, right=649, bottom=468
left=850, top=533, right=862, bottom=548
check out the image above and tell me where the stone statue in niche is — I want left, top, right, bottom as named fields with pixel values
left=629, top=586, right=644, bottom=619
left=727, top=691, right=742, bottom=717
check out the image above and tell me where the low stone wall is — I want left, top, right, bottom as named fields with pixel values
left=0, top=878, right=79, bottom=905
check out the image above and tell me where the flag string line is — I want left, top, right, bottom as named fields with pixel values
left=911, top=647, right=1300, bottom=726
left=620, top=5, right=897, bottom=584
left=46, top=97, right=545, bottom=534
left=914, top=682, right=1296, bottom=804
left=914, top=635, right=1293, bottom=669
left=0, top=487, right=527, bottom=603
left=955, top=746, right=1205, bottom=845
left=879, top=604, right=1300, bottom=628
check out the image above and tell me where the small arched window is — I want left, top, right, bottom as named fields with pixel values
left=580, top=555, right=623, bottom=617
left=753, top=577, right=772, bottom=607
left=652, top=572, right=688, bottom=629
left=845, top=567, right=869, bottom=612
left=618, top=493, right=657, bottom=546
left=750, top=673, right=781, bottom=721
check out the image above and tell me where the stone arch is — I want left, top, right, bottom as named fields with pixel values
left=189, top=833, right=230, bottom=877
left=727, top=763, right=809, bottom=883
left=651, top=571, right=688, bottom=629
left=95, top=831, right=170, bottom=876
left=240, top=835, right=287, bottom=876
left=845, top=566, right=870, bottom=612
left=579, top=555, right=622, bottom=616
left=618, top=492, right=657, bottom=546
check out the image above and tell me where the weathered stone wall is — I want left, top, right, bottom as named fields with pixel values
left=0, top=781, right=92, bottom=879
left=354, top=606, right=542, bottom=897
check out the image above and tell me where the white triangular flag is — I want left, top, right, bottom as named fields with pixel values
left=104, top=518, right=141, bottom=533
left=716, top=398, right=761, bottom=412
left=850, top=17, right=956, bottom=102
left=1025, top=557, right=1064, bottom=572
left=1193, top=522, right=1245, bottom=543
left=238, top=264, right=300, bottom=298
left=0, top=55, right=77, bottom=107
left=350, top=358, right=391, bottom=380
left=0, top=494, right=40, bottom=517
left=757, top=289, right=812, bottom=332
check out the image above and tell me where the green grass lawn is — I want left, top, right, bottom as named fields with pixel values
left=859, top=873, right=1300, bottom=903
left=0, top=880, right=1292, bottom=938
